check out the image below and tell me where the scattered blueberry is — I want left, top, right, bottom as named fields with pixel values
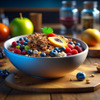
left=33, top=50, right=38, bottom=54
left=69, top=41, right=74, bottom=45
left=50, top=50, right=58, bottom=57
left=60, top=46, right=66, bottom=51
left=40, top=52, right=46, bottom=57
left=27, top=49, right=33, bottom=55
left=75, top=42, right=81, bottom=47
left=23, top=42, right=28, bottom=45
left=76, top=72, right=86, bottom=81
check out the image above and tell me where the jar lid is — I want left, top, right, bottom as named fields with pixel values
left=83, top=1, right=97, bottom=8
left=62, top=1, right=76, bottom=7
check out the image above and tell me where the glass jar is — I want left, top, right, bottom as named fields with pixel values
left=59, top=1, right=78, bottom=30
left=81, top=1, right=99, bottom=30
left=0, top=9, right=9, bottom=26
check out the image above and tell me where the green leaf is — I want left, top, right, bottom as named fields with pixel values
left=41, top=27, right=53, bottom=35
left=47, top=27, right=53, bottom=33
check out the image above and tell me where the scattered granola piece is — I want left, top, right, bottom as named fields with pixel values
left=90, top=74, right=95, bottom=77
left=86, top=81, right=90, bottom=84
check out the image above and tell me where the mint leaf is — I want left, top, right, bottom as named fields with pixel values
left=47, top=27, right=53, bottom=33
left=41, top=27, right=54, bottom=35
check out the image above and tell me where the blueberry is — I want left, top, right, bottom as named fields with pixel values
left=75, top=42, right=81, bottom=47
left=17, top=40, right=20, bottom=43
left=3, top=69, right=7, bottom=73
left=40, top=52, right=46, bottom=57
left=60, top=47, right=66, bottom=51
left=4, top=72, right=9, bottom=77
left=20, top=45, right=25, bottom=50
left=37, top=44, right=40, bottom=47
left=0, top=47, right=2, bottom=52
left=7, top=71, right=10, bottom=74
left=19, top=37, right=24, bottom=41
left=76, top=72, right=86, bottom=81
left=69, top=41, right=74, bottom=45
left=29, top=34, right=33, bottom=36
left=50, top=50, right=58, bottom=57
left=0, top=71, right=3, bottom=76
left=23, top=42, right=28, bottom=45
left=27, top=49, right=33, bottom=55
left=17, top=43, right=21, bottom=46
left=54, top=47, right=59, bottom=52
left=23, top=37, right=28, bottom=40
left=0, top=53, right=3, bottom=59
left=25, top=39, right=29, bottom=42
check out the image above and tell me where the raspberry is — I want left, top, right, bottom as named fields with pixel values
left=65, top=47, right=72, bottom=53
left=48, top=33, right=56, bottom=37
left=12, top=41, right=17, bottom=47
left=67, top=44, right=74, bottom=50
left=21, top=51, right=27, bottom=55
left=14, top=49, right=21, bottom=54
left=71, top=49, right=78, bottom=54
left=67, top=53, right=72, bottom=56
left=74, top=45, right=82, bottom=53
left=8, top=47, right=16, bottom=51
left=20, top=40, right=25, bottom=45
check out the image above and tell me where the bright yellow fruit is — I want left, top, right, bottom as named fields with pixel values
left=81, top=29, right=100, bottom=46
left=48, top=37, right=67, bottom=47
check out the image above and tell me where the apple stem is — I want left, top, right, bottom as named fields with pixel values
left=19, top=13, right=23, bottom=20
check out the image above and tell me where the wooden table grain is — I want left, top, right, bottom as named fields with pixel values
left=0, top=24, right=100, bottom=100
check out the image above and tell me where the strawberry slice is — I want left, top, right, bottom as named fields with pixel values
left=48, top=33, right=56, bottom=37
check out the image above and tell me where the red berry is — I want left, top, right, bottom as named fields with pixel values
left=48, top=33, right=56, bottom=37
left=21, top=51, right=27, bottom=55
left=71, top=49, right=78, bottom=54
left=20, top=40, right=25, bottom=45
left=67, top=44, right=74, bottom=50
left=74, top=45, right=82, bottom=53
left=14, top=49, right=21, bottom=54
left=65, top=47, right=72, bottom=53
left=67, top=53, right=72, bottom=56
left=8, top=47, right=16, bottom=51
left=12, top=41, right=17, bottom=47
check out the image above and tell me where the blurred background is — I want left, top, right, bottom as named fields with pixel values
left=0, top=0, right=99, bottom=24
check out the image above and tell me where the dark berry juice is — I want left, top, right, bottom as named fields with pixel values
left=60, top=17, right=78, bottom=28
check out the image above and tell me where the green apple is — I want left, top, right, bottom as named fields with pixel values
left=10, top=17, right=34, bottom=37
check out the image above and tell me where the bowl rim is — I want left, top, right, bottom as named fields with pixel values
left=3, top=35, right=88, bottom=59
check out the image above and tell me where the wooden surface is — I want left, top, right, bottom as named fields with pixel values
left=5, top=64, right=100, bottom=93
left=1, top=24, right=100, bottom=100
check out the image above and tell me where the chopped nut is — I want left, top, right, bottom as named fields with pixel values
left=86, top=79, right=89, bottom=81
left=94, top=63, right=99, bottom=66
left=90, top=74, right=95, bottom=77
left=69, top=78, right=73, bottom=81
left=86, top=81, right=90, bottom=84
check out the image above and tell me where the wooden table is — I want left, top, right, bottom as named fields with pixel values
left=0, top=24, right=100, bottom=100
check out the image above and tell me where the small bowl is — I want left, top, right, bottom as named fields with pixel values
left=3, top=35, right=88, bottom=78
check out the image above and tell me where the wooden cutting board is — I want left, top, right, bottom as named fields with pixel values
left=5, top=64, right=100, bottom=93
left=88, top=43, right=100, bottom=57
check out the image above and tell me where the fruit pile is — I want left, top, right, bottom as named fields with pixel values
left=0, top=69, right=10, bottom=79
left=0, top=47, right=6, bottom=59
left=8, top=27, right=83, bottom=57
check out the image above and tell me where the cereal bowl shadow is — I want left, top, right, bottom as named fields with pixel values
left=3, top=35, right=88, bottom=78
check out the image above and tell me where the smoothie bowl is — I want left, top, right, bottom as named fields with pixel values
left=3, top=30, right=88, bottom=78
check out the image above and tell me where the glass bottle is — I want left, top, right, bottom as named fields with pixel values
left=81, top=1, right=99, bottom=30
left=0, top=9, right=9, bottom=26
left=59, top=1, right=78, bottom=31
